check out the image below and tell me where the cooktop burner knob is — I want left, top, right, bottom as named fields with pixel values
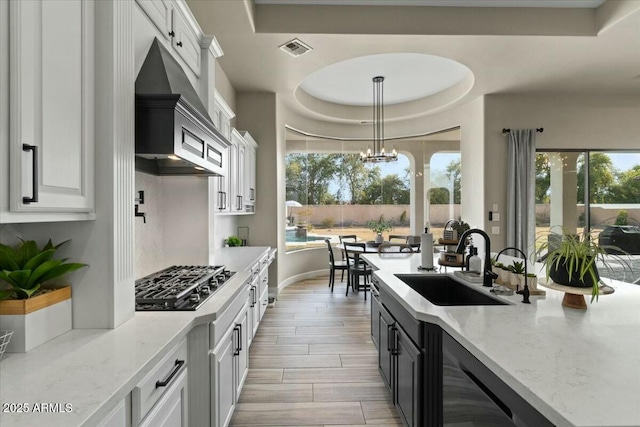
left=201, top=286, right=211, bottom=294
left=190, top=294, right=201, bottom=303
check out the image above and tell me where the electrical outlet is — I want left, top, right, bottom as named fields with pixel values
left=493, top=204, right=499, bottom=212
left=492, top=226, right=500, bottom=235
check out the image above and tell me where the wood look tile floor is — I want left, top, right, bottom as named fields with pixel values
left=230, top=277, right=402, bottom=427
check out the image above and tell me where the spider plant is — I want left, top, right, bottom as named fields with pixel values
left=536, top=226, right=631, bottom=302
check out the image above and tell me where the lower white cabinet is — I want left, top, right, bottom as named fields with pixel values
left=133, top=339, right=188, bottom=427
left=211, top=301, right=249, bottom=427
left=139, top=369, right=188, bottom=427
left=97, top=398, right=130, bottom=427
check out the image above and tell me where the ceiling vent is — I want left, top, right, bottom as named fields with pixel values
left=279, top=38, right=312, bottom=57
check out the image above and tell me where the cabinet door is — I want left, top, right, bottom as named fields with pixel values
left=9, top=0, right=94, bottom=214
left=212, top=328, right=235, bottom=427
left=371, top=292, right=381, bottom=350
left=395, top=325, right=422, bottom=427
left=97, top=398, right=129, bottom=427
left=227, top=141, right=238, bottom=212
left=244, top=145, right=255, bottom=204
left=235, top=307, right=249, bottom=398
left=251, top=279, right=261, bottom=337
left=139, top=369, right=188, bottom=427
left=136, top=0, right=171, bottom=39
left=378, top=306, right=394, bottom=392
left=259, top=285, right=268, bottom=321
left=236, top=142, right=245, bottom=211
left=171, top=9, right=200, bottom=77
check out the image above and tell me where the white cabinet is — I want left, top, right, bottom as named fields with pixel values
left=230, top=129, right=246, bottom=213
left=171, top=8, right=200, bottom=77
left=240, top=131, right=257, bottom=212
left=133, top=339, right=188, bottom=427
left=139, top=369, right=188, bottom=427
left=97, top=398, right=131, bottom=427
left=135, top=0, right=200, bottom=77
left=135, top=0, right=171, bottom=40
left=249, top=275, right=260, bottom=341
left=211, top=301, right=249, bottom=427
left=3, top=0, right=94, bottom=222
left=213, top=91, right=234, bottom=142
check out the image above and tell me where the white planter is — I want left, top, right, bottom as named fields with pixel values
left=375, top=234, right=384, bottom=244
left=498, top=268, right=510, bottom=285
left=0, top=288, right=72, bottom=353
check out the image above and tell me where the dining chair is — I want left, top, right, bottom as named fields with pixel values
left=338, top=235, right=358, bottom=260
left=343, top=242, right=372, bottom=300
left=325, top=239, right=348, bottom=292
left=388, top=234, right=408, bottom=243
left=377, top=243, right=415, bottom=253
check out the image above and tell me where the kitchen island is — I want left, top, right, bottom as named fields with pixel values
left=361, top=252, right=640, bottom=427
left=0, top=247, right=273, bottom=427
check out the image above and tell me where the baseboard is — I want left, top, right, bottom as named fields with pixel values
left=278, top=269, right=330, bottom=291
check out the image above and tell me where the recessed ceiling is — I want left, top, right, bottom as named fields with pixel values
left=255, top=0, right=605, bottom=8
left=299, top=53, right=471, bottom=106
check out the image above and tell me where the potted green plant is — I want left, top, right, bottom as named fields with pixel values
left=367, top=216, right=393, bottom=243
left=0, top=238, right=87, bottom=352
left=536, top=227, right=630, bottom=302
left=225, top=236, right=243, bottom=247
left=509, top=261, right=526, bottom=289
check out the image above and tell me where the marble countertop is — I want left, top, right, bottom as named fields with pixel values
left=0, top=247, right=271, bottom=427
left=361, top=253, right=640, bottom=427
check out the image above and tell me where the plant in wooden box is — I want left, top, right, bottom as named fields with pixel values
left=536, top=227, right=630, bottom=303
left=367, top=215, right=393, bottom=244
left=0, top=239, right=87, bottom=352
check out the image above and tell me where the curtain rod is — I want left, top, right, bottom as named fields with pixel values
left=502, top=127, right=544, bottom=134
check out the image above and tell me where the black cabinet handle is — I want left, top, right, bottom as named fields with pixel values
left=177, top=41, right=183, bottom=47
left=155, top=359, right=185, bottom=388
left=250, top=286, right=256, bottom=307
left=387, top=324, right=394, bottom=352
left=235, top=323, right=243, bottom=353
left=168, top=30, right=175, bottom=37
left=233, top=325, right=240, bottom=356
left=253, top=286, right=257, bottom=306
left=22, top=144, right=38, bottom=204
left=391, top=327, right=399, bottom=356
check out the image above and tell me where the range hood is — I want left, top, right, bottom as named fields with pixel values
left=135, top=38, right=230, bottom=176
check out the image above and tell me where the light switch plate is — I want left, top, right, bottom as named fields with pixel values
left=493, top=204, right=499, bottom=211
left=493, top=213, right=500, bottom=221
left=492, top=226, right=500, bottom=234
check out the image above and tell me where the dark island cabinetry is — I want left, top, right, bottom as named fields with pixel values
left=373, top=280, right=554, bottom=427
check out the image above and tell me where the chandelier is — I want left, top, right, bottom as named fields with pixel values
left=360, top=76, right=397, bottom=163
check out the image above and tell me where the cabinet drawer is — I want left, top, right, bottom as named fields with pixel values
left=210, top=281, right=250, bottom=350
left=132, top=339, right=187, bottom=425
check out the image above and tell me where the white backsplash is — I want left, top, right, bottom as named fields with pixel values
left=134, top=171, right=165, bottom=278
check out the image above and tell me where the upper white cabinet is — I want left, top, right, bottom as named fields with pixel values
left=2, top=0, right=95, bottom=223
left=171, top=8, right=200, bottom=77
left=213, top=91, right=234, bottom=142
left=214, top=129, right=257, bottom=216
left=136, top=0, right=172, bottom=41
left=136, top=0, right=201, bottom=77
left=240, top=131, right=257, bottom=212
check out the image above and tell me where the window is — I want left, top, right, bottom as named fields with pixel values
left=285, top=129, right=411, bottom=252
left=536, top=150, right=640, bottom=283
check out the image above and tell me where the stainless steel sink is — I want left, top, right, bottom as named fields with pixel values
left=395, top=274, right=508, bottom=306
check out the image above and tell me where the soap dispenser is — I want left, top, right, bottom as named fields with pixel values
left=468, top=247, right=482, bottom=274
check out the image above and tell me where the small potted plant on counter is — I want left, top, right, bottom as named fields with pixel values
left=0, top=238, right=87, bottom=352
left=509, top=261, right=526, bottom=289
left=225, top=236, right=243, bottom=247
left=536, top=227, right=631, bottom=302
left=367, top=216, right=393, bottom=244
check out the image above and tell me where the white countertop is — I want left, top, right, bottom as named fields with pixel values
left=361, top=253, right=640, bottom=427
left=0, top=247, right=271, bottom=427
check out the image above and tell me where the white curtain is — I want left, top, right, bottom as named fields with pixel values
left=506, top=129, right=536, bottom=257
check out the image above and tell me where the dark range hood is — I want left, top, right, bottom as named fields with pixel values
left=135, top=38, right=230, bottom=176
